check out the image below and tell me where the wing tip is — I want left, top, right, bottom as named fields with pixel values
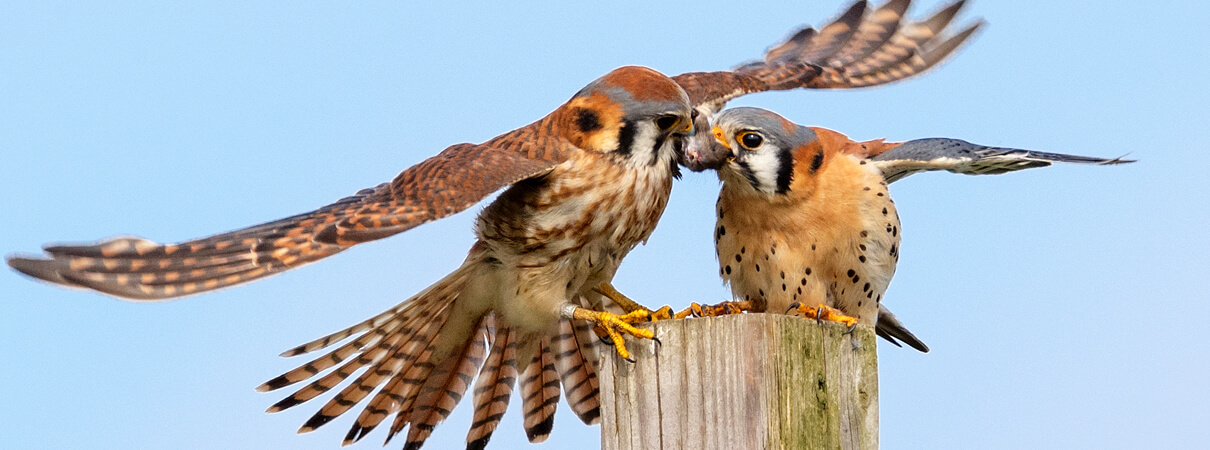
left=7, top=253, right=69, bottom=285
left=929, top=0, right=970, bottom=29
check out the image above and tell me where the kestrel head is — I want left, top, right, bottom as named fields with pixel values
left=708, top=107, right=820, bottom=196
left=558, top=66, right=693, bottom=169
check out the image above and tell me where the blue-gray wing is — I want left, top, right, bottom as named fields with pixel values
left=871, top=138, right=1134, bottom=183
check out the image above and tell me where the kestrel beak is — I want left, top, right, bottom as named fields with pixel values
left=711, top=126, right=731, bottom=150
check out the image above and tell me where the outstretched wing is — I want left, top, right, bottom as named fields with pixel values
left=7, top=139, right=569, bottom=300
left=869, top=138, right=1135, bottom=183
left=673, top=0, right=985, bottom=113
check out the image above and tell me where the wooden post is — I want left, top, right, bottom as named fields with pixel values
left=599, top=314, right=878, bottom=450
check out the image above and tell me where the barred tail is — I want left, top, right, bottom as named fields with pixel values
left=402, top=316, right=493, bottom=450
left=465, top=326, right=519, bottom=450
left=519, top=337, right=561, bottom=443
left=552, top=319, right=602, bottom=425
left=254, top=262, right=475, bottom=447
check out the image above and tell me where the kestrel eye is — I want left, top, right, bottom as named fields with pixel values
left=738, top=132, right=763, bottom=150
left=656, top=115, right=680, bottom=132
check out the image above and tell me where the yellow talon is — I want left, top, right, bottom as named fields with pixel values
left=786, top=302, right=858, bottom=327
left=673, top=303, right=702, bottom=319
left=674, top=300, right=757, bottom=318
left=651, top=305, right=675, bottom=321
left=571, top=307, right=655, bottom=360
left=594, top=282, right=676, bottom=322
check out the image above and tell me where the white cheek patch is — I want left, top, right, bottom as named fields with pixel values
left=621, top=122, right=679, bottom=168
left=631, top=123, right=662, bottom=160
left=741, top=144, right=786, bottom=194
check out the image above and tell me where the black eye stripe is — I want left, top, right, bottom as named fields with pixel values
left=616, top=121, right=635, bottom=155
left=776, top=148, right=795, bottom=194
left=737, top=160, right=761, bottom=190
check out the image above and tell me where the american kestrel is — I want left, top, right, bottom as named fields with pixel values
left=685, top=107, right=1131, bottom=351
left=7, top=1, right=984, bottom=448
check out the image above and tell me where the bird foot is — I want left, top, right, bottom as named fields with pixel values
left=569, top=307, right=654, bottom=361
left=593, top=282, right=677, bottom=321
left=674, top=300, right=756, bottom=318
left=786, top=302, right=858, bottom=327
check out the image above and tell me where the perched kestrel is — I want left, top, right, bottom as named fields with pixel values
left=7, top=1, right=983, bottom=448
left=685, top=107, right=1131, bottom=351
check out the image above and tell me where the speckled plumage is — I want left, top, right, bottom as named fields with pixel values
left=703, top=107, right=1131, bottom=352
left=714, top=118, right=899, bottom=328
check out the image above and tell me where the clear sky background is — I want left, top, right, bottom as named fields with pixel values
left=2, top=1, right=1207, bottom=449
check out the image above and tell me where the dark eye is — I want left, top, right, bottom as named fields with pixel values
left=656, top=115, right=680, bottom=132
left=738, top=132, right=763, bottom=150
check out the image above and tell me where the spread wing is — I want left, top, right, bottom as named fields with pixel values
left=869, top=138, right=1135, bottom=183
left=673, top=0, right=985, bottom=114
left=7, top=138, right=569, bottom=300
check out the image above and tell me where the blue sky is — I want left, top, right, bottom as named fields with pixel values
left=2, top=1, right=1207, bottom=449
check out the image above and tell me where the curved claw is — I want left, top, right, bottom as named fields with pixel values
left=568, top=306, right=656, bottom=360
left=651, top=305, right=676, bottom=321
left=674, top=302, right=704, bottom=319
left=786, top=302, right=859, bottom=328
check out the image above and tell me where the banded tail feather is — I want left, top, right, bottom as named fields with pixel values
left=380, top=337, right=442, bottom=445
left=519, top=337, right=561, bottom=443
left=351, top=307, right=459, bottom=445
left=258, top=267, right=469, bottom=397
left=552, top=319, right=602, bottom=425
left=277, top=267, right=473, bottom=358
left=265, top=301, right=442, bottom=415
left=466, top=325, right=518, bottom=450
left=293, top=301, right=455, bottom=432
left=253, top=264, right=477, bottom=446
left=402, top=316, right=493, bottom=450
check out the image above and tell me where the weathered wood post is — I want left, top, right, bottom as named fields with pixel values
left=599, top=314, right=878, bottom=450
